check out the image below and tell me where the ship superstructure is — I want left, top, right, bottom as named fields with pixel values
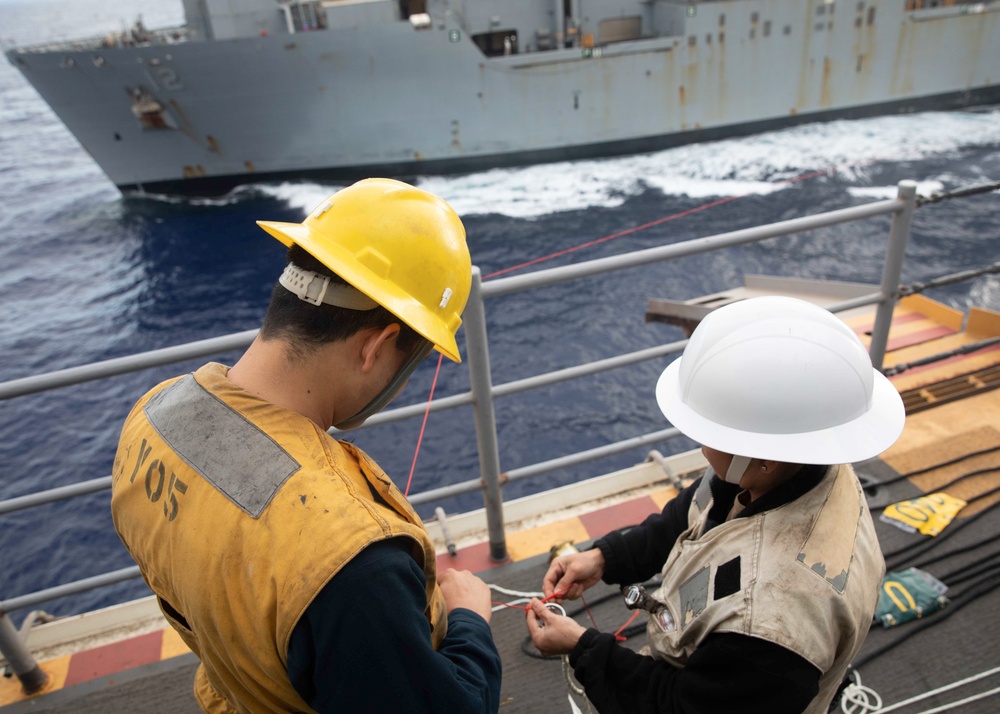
left=6, top=0, right=1000, bottom=194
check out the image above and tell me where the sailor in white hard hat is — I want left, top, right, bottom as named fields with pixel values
left=527, top=296, right=904, bottom=714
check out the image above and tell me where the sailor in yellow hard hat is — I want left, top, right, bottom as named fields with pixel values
left=111, top=179, right=501, bottom=713
left=526, top=296, right=903, bottom=714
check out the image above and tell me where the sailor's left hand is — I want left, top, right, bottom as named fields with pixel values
left=525, top=598, right=587, bottom=657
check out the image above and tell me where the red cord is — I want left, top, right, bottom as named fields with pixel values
left=482, top=195, right=740, bottom=280
left=613, top=610, right=641, bottom=641
left=403, top=353, right=444, bottom=497
left=580, top=594, right=601, bottom=630
left=493, top=589, right=569, bottom=611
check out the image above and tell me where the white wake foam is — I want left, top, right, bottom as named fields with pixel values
left=253, top=108, right=1000, bottom=219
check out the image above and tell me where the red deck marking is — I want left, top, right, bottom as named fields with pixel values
left=64, top=630, right=164, bottom=686
left=437, top=540, right=503, bottom=575
left=848, top=310, right=924, bottom=337
left=885, top=325, right=957, bottom=352
left=578, top=496, right=659, bottom=540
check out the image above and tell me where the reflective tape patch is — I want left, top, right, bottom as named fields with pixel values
left=678, top=566, right=710, bottom=628
left=144, top=375, right=300, bottom=517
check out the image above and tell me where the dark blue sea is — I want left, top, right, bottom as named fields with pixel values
left=1, top=0, right=998, bottom=620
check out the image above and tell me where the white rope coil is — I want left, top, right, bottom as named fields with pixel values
left=840, top=667, right=1000, bottom=714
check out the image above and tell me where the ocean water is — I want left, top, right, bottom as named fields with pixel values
left=1, top=0, right=998, bottom=620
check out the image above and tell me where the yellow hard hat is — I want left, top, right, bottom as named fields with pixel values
left=257, top=178, right=472, bottom=363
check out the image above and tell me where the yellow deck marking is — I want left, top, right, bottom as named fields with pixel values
left=505, top=517, right=590, bottom=561
left=0, top=655, right=70, bottom=705
left=160, top=626, right=192, bottom=660
left=650, top=486, right=681, bottom=510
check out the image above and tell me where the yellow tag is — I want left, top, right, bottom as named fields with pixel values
left=880, top=492, right=967, bottom=536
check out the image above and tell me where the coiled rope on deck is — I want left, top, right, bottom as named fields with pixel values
left=840, top=667, right=1000, bottom=714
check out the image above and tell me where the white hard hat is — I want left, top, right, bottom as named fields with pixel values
left=655, top=296, right=905, bottom=465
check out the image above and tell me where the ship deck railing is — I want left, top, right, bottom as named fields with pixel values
left=4, top=26, right=190, bottom=57
left=0, top=181, right=921, bottom=693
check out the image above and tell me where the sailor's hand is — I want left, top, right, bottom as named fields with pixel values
left=439, top=568, right=493, bottom=623
left=542, top=548, right=605, bottom=601
left=525, top=599, right=587, bottom=657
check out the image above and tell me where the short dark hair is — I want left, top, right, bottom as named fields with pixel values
left=260, top=245, right=422, bottom=359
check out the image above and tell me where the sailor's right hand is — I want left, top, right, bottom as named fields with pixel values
left=542, top=548, right=605, bottom=602
left=439, top=568, right=493, bottom=623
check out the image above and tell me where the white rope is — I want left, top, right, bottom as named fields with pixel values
left=489, top=583, right=543, bottom=599
left=910, top=685, right=1000, bottom=714
left=840, top=667, right=1000, bottom=714
left=840, top=673, right=882, bottom=714
left=562, top=656, right=594, bottom=713
left=878, top=666, right=1000, bottom=713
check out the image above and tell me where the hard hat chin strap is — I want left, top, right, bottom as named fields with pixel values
left=334, top=338, right=434, bottom=430
left=725, top=454, right=752, bottom=485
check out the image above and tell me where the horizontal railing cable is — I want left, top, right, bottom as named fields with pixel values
left=1, top=567, right=141, bottom=615
left=898, top=261, right=1000, bottom=298
left=915, top=181, right=1000, bottom=207
left=0, top=329, right=258, bottom=401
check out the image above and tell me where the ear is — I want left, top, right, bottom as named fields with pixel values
left=360, top=324, right=401, bottom=373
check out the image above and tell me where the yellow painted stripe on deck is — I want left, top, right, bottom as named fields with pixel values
left=160, top=626, right=192, bottom=660
left=505, top=517, right=590, bottom=561
left=650, top=486, right=681, bottom=510
left=0, top=654, right=70, bottom=705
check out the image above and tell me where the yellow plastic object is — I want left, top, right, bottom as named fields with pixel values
left=258, top=178, right=472, bottom=362
left=879, top=492, right=967, bottom=536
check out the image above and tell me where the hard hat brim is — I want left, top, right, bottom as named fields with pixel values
left=655, top=357, right=906, bottom=465
left=257, top=219, right=463, bottom=363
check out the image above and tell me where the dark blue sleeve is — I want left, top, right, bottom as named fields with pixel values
left=287, top=537, right=502, bottom=713
left=570, top=630, right=819, bottom=714
left=595, top=477, right=699, bottom=585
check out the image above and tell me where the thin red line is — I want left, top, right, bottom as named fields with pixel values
left=480, top=162, right=857, bottom=281
left=613, top=610, right=641, bottom=641
left=404, top=352, right=444, bottom=497
left=483, top=195, right=741, bottom=280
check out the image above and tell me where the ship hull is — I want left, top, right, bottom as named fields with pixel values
left=7, top=0, right=1000, bottom=196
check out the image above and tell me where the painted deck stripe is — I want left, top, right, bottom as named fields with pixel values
left=64, top=630, right=163, bottom=687
left=884, top=325, right=957, bottom=352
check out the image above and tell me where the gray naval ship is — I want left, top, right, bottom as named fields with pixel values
left=6, top=0, right=1000, bottom=196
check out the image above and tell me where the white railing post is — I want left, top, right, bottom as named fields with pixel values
left=462, top=267, right=508, bottom=561
left=869, top=180, right=918, bottom=370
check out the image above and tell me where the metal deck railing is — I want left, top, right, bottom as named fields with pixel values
left=0, top=181, right=919, bottom=694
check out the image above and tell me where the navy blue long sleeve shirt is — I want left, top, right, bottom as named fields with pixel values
left=287, top=537, right=502, bottom=713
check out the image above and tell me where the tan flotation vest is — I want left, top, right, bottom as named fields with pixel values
left=646, top=464, right=884, bottom=714
left=111, top=363, right=447, bottom=714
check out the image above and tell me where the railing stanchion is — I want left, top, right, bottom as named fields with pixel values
left=463, top=267, right=508, bottom=562
left=869, top=180, right=917, bottom=370
left=0, top=610, right=47, bottom=694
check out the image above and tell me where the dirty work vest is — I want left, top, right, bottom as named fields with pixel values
left=111, top=363, right=448, bottom=714
left=646, top=464, right=884, bottom=714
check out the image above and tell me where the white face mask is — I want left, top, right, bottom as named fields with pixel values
left=724, top=454, right=752, bottom=485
